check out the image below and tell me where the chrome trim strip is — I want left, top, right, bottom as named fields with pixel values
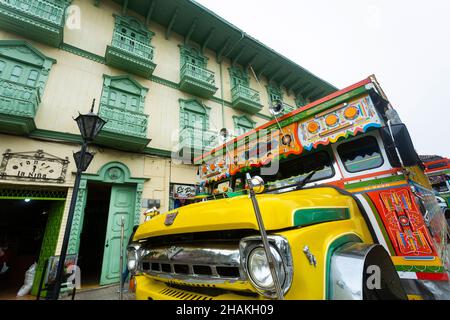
left=140, top=244, right=246, bottom=283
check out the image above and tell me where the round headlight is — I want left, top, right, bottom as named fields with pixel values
left=247, top=246, right=285, bottom=289
left=127, top=246, right=140, bottom=274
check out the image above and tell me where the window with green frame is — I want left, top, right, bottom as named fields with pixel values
left=229, top=66, right=249, bottom=88
left=179, top=99, right=210, bottom=131
left=267, top=84, right=296, bottom=114
left=180, top=45, right=207, bottom=69
left=233, top=115, right=256, bottom=136
left=98, top=75, right=149, bottom=137
left=267, top=84, right=283, bottom=103
left=0, top=40, right=55, bottom=96
left=111, top=15, right=155, bottom=60
left=179, top=99, right=215, bottom=149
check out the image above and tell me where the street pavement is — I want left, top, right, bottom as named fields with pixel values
left=60, top=284, right=135, bottom=300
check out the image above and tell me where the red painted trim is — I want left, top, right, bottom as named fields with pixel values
left=194, top=76, right=373, bottom=162
left=423, top=159, right=450, bottom=166
left=423, top=158, right=450, bottom=173
left=416, top=272, right=449, bottom=281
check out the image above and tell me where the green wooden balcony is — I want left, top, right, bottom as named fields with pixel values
left=105, top=32, right=157, bottom=79
left=179, top=62, right=218, bottom=98
left=231, top=84, right=263, bottom=114
left=0, top=79, right=40, bottom=134
left=178, top=126, right=218, bottom=159
left=95, top=103, right=151, bottom=152
left=0, top=0, right=67, bottom=47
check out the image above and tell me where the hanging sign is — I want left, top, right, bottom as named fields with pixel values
left=0, top=149, right=69, bottom=183
left=173, top=184, right=196, bottom=199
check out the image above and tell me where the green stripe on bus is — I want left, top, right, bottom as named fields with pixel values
left=345, top=174, right=406, bottom=190
left=395, top=265, right=445, bottom=273
left=293, top=207, right=350, bottom=227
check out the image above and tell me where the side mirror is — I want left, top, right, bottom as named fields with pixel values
left=381, top=123, right=420, bottom=167
left=269, top=100, right=284, bottom=117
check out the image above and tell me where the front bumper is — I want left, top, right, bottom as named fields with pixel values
left=135, top=275, right=265, bottom=300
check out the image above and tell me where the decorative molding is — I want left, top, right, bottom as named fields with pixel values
left=134, top=183, right=144, bottom=225
left=60, top=43, right=106, bottom=64
left=29, top=129, right=83, bottom=143
left=142, top=147, right=171, bottom=158
left=150, top=75, right=179, bottom=90
left=67, top=179, right=87, bottom=254
left=29, top=128, right=171, bottom=157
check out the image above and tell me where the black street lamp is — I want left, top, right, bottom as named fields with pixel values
left=50, top=99, right=106, bottom=300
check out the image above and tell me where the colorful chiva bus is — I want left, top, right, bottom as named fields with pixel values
left=195, top=76, right=449, bottom=299
left=130, top=76, right=449, bottom=300
left=422, top=155, right=450, bottom=212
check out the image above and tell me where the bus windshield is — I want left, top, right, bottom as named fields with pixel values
left=235, top=150, right=335, bottom=192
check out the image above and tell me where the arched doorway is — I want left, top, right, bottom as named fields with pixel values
left=66, top=162, right=145, bottom=287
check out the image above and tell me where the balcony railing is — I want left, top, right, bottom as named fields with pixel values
left=179, top=62, right=217, bottom=97
left=0, top=79, right=40, bottom=117
left=179, top=126, right=218, bottom=151
left=0, top=0, right=65, bottom=25
left=110, top=32, right=154, bottom=61
left=231, top=83, right=262, bottom=113
left=180, top=62, right=215, bottom=86
left=232, top=84, right=260, bottom=104
left=99, top=104, right=148, bottom=138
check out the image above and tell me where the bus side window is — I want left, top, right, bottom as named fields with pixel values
left=337, top=136, right=384, bottom=173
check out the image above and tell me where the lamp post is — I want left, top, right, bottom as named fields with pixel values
left=50, top=99, right=106, bottom=300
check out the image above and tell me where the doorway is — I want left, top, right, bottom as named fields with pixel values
left=0, top=199, right=59, bottom=299
left=77, top=182, right=111, bottom=287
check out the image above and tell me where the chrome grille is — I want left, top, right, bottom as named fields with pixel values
left=140, top=244, right=245, bottom=283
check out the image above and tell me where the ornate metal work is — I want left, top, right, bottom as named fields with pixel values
left=0, top=187, right=67, bottom=199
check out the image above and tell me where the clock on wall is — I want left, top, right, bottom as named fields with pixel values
left=0, top=149, right=69, bottom=183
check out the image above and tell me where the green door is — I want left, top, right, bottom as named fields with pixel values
left=100, top=185, right=136, bottom=285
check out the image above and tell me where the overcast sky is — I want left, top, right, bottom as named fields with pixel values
left=197, top=0, right=450, bottom=157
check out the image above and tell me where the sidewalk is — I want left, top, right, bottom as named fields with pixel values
left=61, top=284, right=135, bottom=300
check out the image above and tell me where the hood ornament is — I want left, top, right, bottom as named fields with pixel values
left=164, top=211, right=178, bottom=226
left=166, top=246, right=183, bottom=260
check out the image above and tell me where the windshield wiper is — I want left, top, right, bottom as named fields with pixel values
left=295, top=170, right=317, bottom=190
left=265, top=170, right=317, bottom=194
